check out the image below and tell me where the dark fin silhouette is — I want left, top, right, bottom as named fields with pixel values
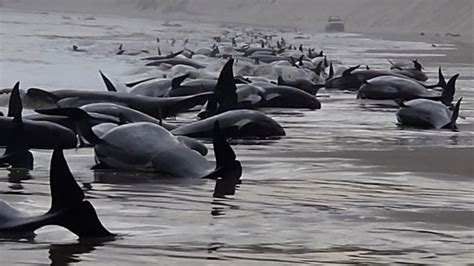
left=49, top=149, right=114, bottom=238
left=299, top=44, right=303, bottom=53
left=314, top=61, right=324, bottom=76
left=56, top=201, right=114, bottom=238
left=49, top=149, right=85, bottom=212
left=342, top=65, right=360, bottom=77
left=35, top=108, right=102, bottom=145
left=425, top=67, right=447, bottom=89
left=413, top=59, right=423, bottom=71
left=318, top=50, right=324, bottom=57
left=441, top=74, right=459, bottom=106
left=328, top=62, right=334, bottom=79
left=167, top=49, right=184, bottom=59
left=99, top=70, right=118, bottom=92
left=157, top=46, right=162, bottom=55
left=210, top=46, right=220, bottom=57
left=277, top=76, right=286, bottom=86
left=1, top=82, right=33, bottom=169
left=450, top=98, right=462, bottom=131
left=7, top=82, right=22, bottom=118
left=201, top=59, right=238, bottom=118
left=365, top=65, right=370, bottom=70
left=298, top=55, right=304, bottom=66
left=125, top=77, right=157, bottom=88
left=141, top=50, right=183, bottom=61
left=202, top=121, right=242, bottom=198
left=116, top=44, right=124, bottom=55
left=171, top=73, right=190, bottom=90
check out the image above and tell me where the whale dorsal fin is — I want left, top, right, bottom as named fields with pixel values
left=7, top=82, right=22, bottom=118
left=214, top=59, right=238, bottom=112
left=342, top=65, right=360, bottom=77
left=99, top=70, right=118, bottom=92
left=49, top=149, right=85, bottom=212
left=413, top=59, right=423, bottom=71
left=328, top=62, right=334, bottom=79
left=1, top=83, right=33, bottom=170
left=277, top=76, right=286, bottom=86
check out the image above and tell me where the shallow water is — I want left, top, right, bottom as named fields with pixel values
left=1, top=8, right=473, bottom=265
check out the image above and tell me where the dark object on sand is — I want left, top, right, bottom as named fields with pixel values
left=325, top=16, right=345, bottom=33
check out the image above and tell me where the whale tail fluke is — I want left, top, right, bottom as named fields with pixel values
left=441, top=74, right=459, bottom=106
left=48, top=149, right=113, bottom=238
left=425, top=67, right=447, bottom=90
left=0, top=82, right=34, bottom=170
left=202, top=121, right=242, bottom=198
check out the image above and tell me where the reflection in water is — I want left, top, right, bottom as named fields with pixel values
left=48, top=238, right=115, bottom=266
left=7, top=168, right=32, bottom=191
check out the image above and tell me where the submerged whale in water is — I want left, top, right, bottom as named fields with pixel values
left=0, top=149, right=113, bottom=239
left=396, top=98, right=462, bottom=130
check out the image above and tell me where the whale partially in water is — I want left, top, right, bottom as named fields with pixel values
left=0, top=149, right=113, bottom=239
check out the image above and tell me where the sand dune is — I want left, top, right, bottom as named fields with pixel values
left=2, top=0, right=472, bottom=43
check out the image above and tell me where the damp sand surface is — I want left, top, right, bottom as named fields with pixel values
left=0, top=9, right=473, bottom=265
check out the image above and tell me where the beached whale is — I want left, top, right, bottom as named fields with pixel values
left=396, top=98, right=462, bottom=130
left=358, top=74, right=458, bottom=104
left=0, top=83, right=77, bottom=150
left=172, top=109, right=285, bottom=138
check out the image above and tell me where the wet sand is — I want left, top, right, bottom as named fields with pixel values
left=277, top=147, right=473, bottom=180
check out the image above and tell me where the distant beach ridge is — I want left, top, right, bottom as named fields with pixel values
left=2, top=0, right=472, bottom=43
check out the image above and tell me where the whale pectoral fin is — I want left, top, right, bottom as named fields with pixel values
left=26, top=88, right=59, bottom=107
left=171, top=73, right=190, bottom=90
left=265, top=93, right=280, bottom=101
